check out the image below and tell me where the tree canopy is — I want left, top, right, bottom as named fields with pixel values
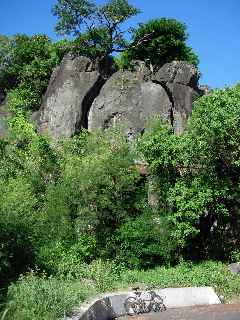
left=117, top=18, right=199, bottom=69
left=0, top=34, right=68, bottom=110
left=52, top=0, right=139, bottom=59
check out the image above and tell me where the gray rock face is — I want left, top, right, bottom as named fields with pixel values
left=152, top=61, right=199, bottom=88
left=38, top=55, right=107, bottom=140
left=152, top=61, right=201, bottom=134
left=166, top=83, right=199, bottom=134
left=89, top=71, right=172, bottom=137
left=229, top=263, right=240, bottom=274
left=0, top=99, right=10, bottom=138
left=37, top=58, right=202, bottom=140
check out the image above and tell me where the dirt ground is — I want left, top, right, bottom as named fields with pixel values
left=120, top=304, right=240, bottom=320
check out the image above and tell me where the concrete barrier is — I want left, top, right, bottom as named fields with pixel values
left=63, top=287, right=221, bottom=320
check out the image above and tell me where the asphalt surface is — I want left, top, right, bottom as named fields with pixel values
left=120, top=304, right=240, bottom=320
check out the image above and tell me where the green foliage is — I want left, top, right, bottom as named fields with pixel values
left=0, top=114, right=59, bottom=284
left=0, top=176, right=39, bottom=284
left=52, top=0, right=139, bottom=59
left=0, top=122, right=145, bottom=284
left=0, top=34, right=69, bottom=111
left=139, top=84, right=240, bottom=261
left=121, top=260, right=240, bottom=300
left=119, top=18, right=199, bottom=70
left=2, top=84, right=240, bottom=286
left=41, top=129, right=142, bottom=261
left=4, top=271, right=97, bottom=320
left=116, top=212, right=173, bottom=268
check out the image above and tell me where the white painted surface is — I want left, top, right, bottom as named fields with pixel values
left=155, top=287, right=221, bottom=309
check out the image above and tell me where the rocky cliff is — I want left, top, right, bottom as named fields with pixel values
left=38, top=56, right=202, bottom=140
left=0, top=56, right=203, bottom=140
left=38, top=55, right=115, bottom=140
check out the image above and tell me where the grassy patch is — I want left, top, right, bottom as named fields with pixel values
left=3, top=261, right=240, bottom=320
left=3, top=273, right=97, bottom=320
left=120, top=261, right=240, bottom=299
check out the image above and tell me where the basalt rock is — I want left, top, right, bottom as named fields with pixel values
left=37, top=57, right=203, bottom=140
left=38, top=55, right=114, bottom=140
left=152, top=61, right=199, bottom=88
left=152, top=61, right=201, bottom=134
left=88, top=70, right=172, bottom=139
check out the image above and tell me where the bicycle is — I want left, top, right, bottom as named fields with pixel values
left=124, top=287, right=166, bottom=316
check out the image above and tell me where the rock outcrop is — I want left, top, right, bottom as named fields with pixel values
left=88, top=70, right=172, bottom=138
left=152, top=61, right=200, bottom=134
left=38, top=55, right=114, bottom=140
left=38, top=57, right=203, bottom=140
left=89, top=61, right=201, bottom=135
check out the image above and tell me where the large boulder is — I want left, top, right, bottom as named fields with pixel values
left=38, top=55, right=112, bottom=140
left=38, top=57, right=202, bottom=139
left=165, top=82, right=199, bottom=134
left=88, top=70, right=172, bottom=138
left=152, top=61, right=199, bottom=88
left=152, top=61, right=201, bottom=134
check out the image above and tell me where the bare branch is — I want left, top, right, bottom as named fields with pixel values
left=131, top=31, right=156, bottom=49
left=114, top=30, right=156, bottom=52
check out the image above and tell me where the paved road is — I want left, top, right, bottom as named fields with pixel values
left=120, top=304, right=240, bottom=320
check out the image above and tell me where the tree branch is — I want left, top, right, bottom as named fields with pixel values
left=114, top=30, right=156, bottom=52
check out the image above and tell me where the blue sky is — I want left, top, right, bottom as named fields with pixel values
left=0, top=0, right=239, bottom=88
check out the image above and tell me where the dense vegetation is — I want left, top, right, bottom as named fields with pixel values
left=0, top=0, right=240, bottom=319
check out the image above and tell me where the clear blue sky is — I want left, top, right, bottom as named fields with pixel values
left=0, top=0, right=239, bottom=88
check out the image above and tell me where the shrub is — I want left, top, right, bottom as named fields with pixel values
left=138, top=85, right=240, bottom=261
left=52, top=129, right=142, bottom=259
left=4, top=272, right=97, bottom=320
left=0, top=34, right=70, bottom=111
left=116, top=213, right=173, bottom=268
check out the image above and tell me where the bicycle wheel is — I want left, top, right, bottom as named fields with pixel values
left=151, top=294, right=166, bottom=313
left=142, top=300, right=151, bottom=313
left=124, top=297, right=140, bottom=316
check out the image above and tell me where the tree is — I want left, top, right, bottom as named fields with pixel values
left=118, top=18, right=199, bottom=70
left=52, top=0, right=139, bottom=59
left=0, top=34, right=69, bottom=111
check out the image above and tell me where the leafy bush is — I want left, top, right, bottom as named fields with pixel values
left=48, top=129, right=142, bottom=259
left=0, top=114, right=59, bottom=284
left=4, top=272, right=97, bottom=320
left=0, top=34, right=70, bottom=111
left=116, top=212, right=173, bottom=268
left=0, top=123, right=146, bottom=282
left=138, top=84, right=240, bottom=261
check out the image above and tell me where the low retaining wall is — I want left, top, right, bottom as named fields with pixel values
left=64, top=287, right=221, bottom=320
